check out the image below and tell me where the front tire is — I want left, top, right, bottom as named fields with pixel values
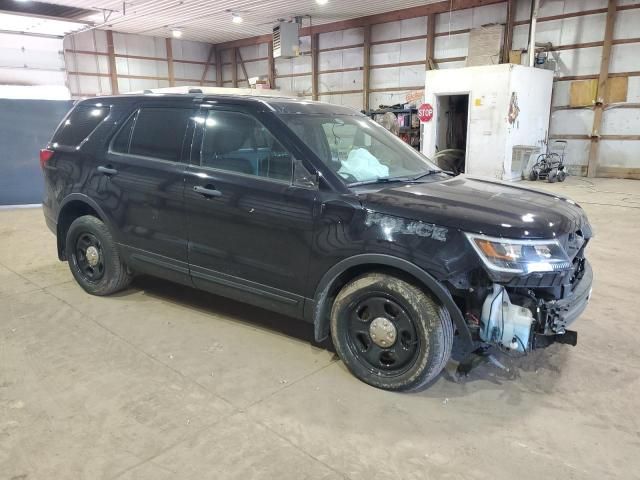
left=65, top=215, right=132, bottom=296
left=330, top=273, right=453, bottom=392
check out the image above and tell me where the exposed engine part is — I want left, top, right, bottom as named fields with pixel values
left=480, top=285, right=535, bottom=352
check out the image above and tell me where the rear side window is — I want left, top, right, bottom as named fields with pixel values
left=124, top=107, right=194, bottom=162
left=52, top=105, right=109, bottom=147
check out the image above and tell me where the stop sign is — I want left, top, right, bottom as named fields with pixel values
left=418, top=103, right=434, bottom=122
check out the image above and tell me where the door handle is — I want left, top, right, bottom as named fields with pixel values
left=193, top=185, right=222, bottom=198
left=97, top=165, right=118, bottom=176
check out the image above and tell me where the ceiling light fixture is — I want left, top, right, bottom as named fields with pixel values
left=171, top=28, right=183, bottom=38
left=231, top=12, right=243, bottom=24
left=316, top=0, right=329, bottom=4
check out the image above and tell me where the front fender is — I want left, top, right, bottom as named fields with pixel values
left=308, top=253, right=474, bottom=355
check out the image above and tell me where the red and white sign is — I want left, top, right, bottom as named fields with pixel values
left=418, top=103, right=434, bottom=123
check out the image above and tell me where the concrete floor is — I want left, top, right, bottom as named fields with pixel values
left=1, top=177, right=639, bottom=480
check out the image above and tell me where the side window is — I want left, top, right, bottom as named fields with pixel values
left=52, top=105, right=109, bottom=147
left=111, top=112, right=136, bottom=154
left=201, top=110, right=292, bottom=182
left=127, top=107, right=194, bottom=162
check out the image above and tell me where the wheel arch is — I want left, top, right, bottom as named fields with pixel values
left=309, top=254, right=474, bottom=354
left=56, top=194, right=112, bottom=260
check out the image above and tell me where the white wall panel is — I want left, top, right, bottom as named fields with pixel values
left=243, top=60, right=269, bottom=80
left=319, top=28, right=364, bottom=48
left=610, top=43, right=640, bottom=73
left=554, top=46, right=602, bottom=77
left=172, top=39, right=210, bottom=62
left=370, top=66, right=399, bottom=88
left=321, top=93, right=363, bottom=110
left=627, top=77, right=640, bottom=103
left=550, top=109, right=593, bottom=135
left=435, top=4, right=506, bottom=33
left=598, top=140, right=640, bottom=167
left=173, top=62, right=212, bottom=81
left=66, top=53, right=110, bottom=75
left=614, top=8, right=640, bottom=39
left=370, top=43, right=401, bottom=65
left=239, top=43, right=269, bottom=61
left=113, top=32, right=166, bottom=58
left=601, top=108, right=640, bottom=135
left=318, top=70, right=363, bottom=93
left=115, top=57, right=168, bottom=77
left=275, top=55, right=312, bottom=76
left=66, top=30, right=108, bottom=54
left=117, top=78, right=169, bottom=93
left=551, top=80, right=572, bottom=106
left=292, top=75, right=312, bottom=96
left=434, top=33, right=469, bottom=59
left=319, top=47, right=363, bottom=70
left=560, top=139, right=590, bottom=169
left=515, top=0, right=607, bottom=21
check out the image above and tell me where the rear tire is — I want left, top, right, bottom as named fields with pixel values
left=557, top=170, right=567, bottom=182
left=528, top=169, right=539, bottom=181
left=548, top=168, right=558, bottom=183
left=65, top=215, right=132, bottom=296
left=330, top=273, right=453, bottom=392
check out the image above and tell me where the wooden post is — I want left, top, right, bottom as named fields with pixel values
left=165, top=38, right=175, bottom=87
left=587, top=0, right=617, bottom=178
left=363, top=25, right=371, bottom=110
left=267, top=41, right=275, bottom=89
left=311, top=33, right=319, bottom=100
left=426, top=14, right=435, bottom=69
left=201, top=44, right=215, bottom=86
left=502, top=0, right=516, bottom=63
left=231, top=47, right=238, bottom=87
left=106, top=30, right=119, bottom=95
left=236, top=48, right=249, bottom=86
left=215, top=48, right=223, bottom=87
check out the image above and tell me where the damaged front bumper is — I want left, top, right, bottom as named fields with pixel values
left=541, top=260, right=593, bottom=332
left=532, top=260, right=593, bottom=348
left=478, top=260, right=593, bottom=352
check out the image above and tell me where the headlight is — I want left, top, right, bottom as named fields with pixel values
left=465, top=233, right=572, bottom=274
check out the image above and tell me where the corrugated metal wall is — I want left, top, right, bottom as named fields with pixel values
left=215, top=0, right=640, bottom=176
left=64, top=30, right=217, bottom=96
left=59, top=0, right=640, bottom=175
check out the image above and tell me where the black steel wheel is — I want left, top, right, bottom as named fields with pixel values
left=65, top=215, right=132, bottom=296
left=346, top=295, right=420, bottom=375
left=331, top=273, right=453, bottom=392
left=548, top=168, right=559, bottom=183
left=528, top=169, right=539, bottom=181
left=73, top=232, right=105, bottom=283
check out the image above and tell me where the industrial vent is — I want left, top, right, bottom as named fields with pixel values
left=273, top=22, right=300, bottom=59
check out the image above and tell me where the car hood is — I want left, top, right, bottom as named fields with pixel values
left=356, top=175, right=589, bottom=239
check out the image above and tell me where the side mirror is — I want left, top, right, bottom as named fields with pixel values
left=293, top=160, right=319, bottom=189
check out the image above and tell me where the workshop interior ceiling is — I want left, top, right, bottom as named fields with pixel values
left=2, top=0, right=446, bottom=42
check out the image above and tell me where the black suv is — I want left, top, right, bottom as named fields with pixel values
left=41, top=93, right=593, bottom=391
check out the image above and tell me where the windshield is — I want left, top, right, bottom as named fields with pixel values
left=279, top=113, right=439, bottom=185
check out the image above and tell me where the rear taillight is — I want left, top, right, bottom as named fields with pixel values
left=40, top=148, right=54, bottom=169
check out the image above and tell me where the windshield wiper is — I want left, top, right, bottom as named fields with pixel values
left=412, top=169, right=446, bottom=181
left=348, top=177, right=418, bottom=187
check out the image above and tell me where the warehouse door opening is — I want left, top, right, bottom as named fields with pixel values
left=435, top=94, right=469, bottom=175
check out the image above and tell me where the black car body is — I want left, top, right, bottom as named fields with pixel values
left=41, top=93, right=593, bottom=391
